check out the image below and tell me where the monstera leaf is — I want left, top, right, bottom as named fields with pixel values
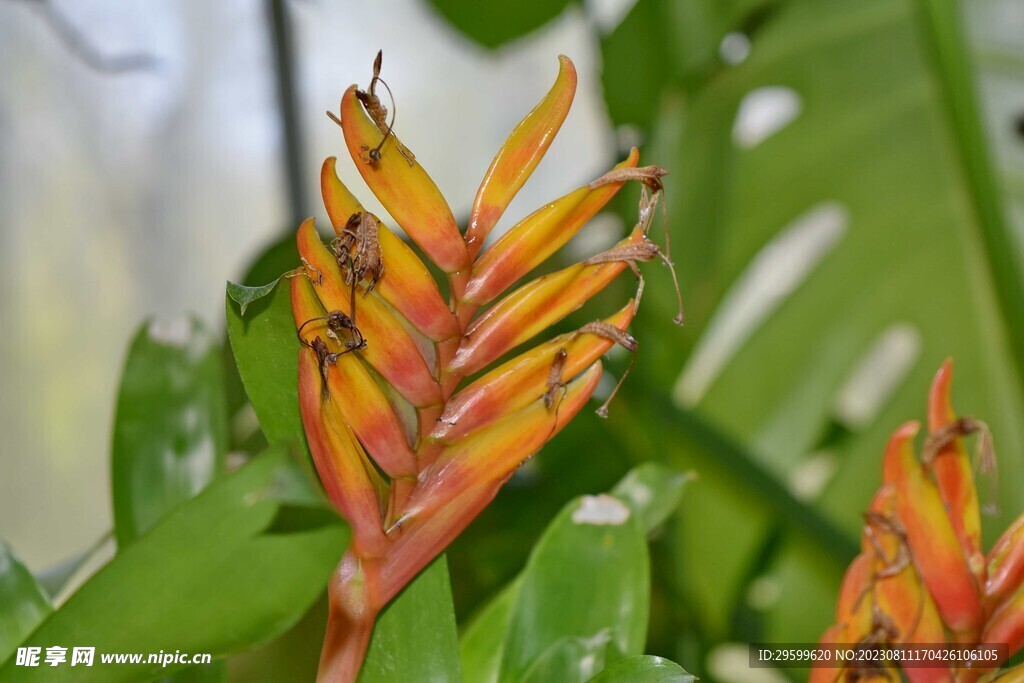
left=426, top=0, right=1024, bottom=665
left=612, top=0, right=1024, bottom=648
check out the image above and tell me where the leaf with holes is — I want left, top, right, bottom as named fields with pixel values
left=615, top=0, right=1024, bottom=647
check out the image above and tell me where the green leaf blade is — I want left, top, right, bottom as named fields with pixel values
left=112, top=317, right=228, bottom=547
left=426, top=0, right=573, bottom=49
left=0, top=542, right=52, bottom=668
left=497, top=494, right=649, bottom=683
left=0, top=448, right=346, bottom=683
left=521, top=632, right=610, bottom=683
left=587, top=655, right=696, bottom=683
left=459, top=580, right=519, bottom=683
left=360, top=555, right=461, bottom=683
left=610, top=463, right=693, bottom=535
left=225, top=283, right=303, bottom=449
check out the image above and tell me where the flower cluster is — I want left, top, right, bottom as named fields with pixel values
left=813, top=361, right=1023, bottom=682
left=290, top=55, right=674, bottom=681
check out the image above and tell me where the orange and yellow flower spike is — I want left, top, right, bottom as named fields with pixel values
left=814, top=362, right=1024, bottom=682
left=290, top=54, right=677, bottom=682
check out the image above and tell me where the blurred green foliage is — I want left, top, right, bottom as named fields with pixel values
left=429, top=0, right=1024, bottom=678
left=112, top=318, right=228, bottom=548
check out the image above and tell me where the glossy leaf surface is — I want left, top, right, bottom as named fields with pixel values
left=359, top=556, right=461, bottom=683
left=587, top=656, right=696, bottom=683
left=496, top=496, right=649, bottom=681
left=226, top=284, right=303, bottom=448
left=0, top=448, right=346, bottom=683
left=112, top=317, right=228, bottom=546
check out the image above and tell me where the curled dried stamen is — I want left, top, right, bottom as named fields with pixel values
left=589, top=166, right=683, bottom=324
left=862, top=512, right=912, bottom=580
left=842, top=602, right=900, bottom=682
left=298, top=311, right=366, bottom=351
left=862, top=511, right=927, bottom=641
left=643, top=186, right=684, bottom=325
left=578, top=321, right=637, bottom=418
left=542, top=348, right=569, bottom=441
left=300, top=257, right=323, bottom=286
left=922, top=417, right=999, bottom=515
left=336, top=212, right=385, bottom=291
left=543, top=348, right=569, bottom=411
left=310, top=336, right=340, bottom=399
left=585, top=240, right=660, bottom=311
left=976, top=426, right=999, bottom=515
left=588, top=165, right=669, bottom=192
left=354, top=50, right=415, bottom=166
left=584, top=241, right=661, bottom=266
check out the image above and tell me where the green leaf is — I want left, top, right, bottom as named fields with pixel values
left=609, top=463, right=693, bottom=535
left=426, top=0, right=574, bottom=49
left=0, top=542, right=52, bottom=667
left=497, top=494, right=649, bottom=683
left=223, top=231, right=300, bottom=437
left=521, top=632, right=610, bottom=683
left=33, top=534, right=110, bottom=600
left=227, top=278, right=283, bottom=317
left=587, top=655, right=695, bottom=682
left=225, top=282, right=303, bottom=449
left=460, top=463, right=688, bottom=682
left=0, top=447, right=346, bottom=683
left=459, top=580, right=519, bottom=683
left=600, top=0, right=774, bottom=129
left=360, top=555, right=461, bottom=683
left=112, top=317, right=228, bottom=547
left=600, top=0, right=678, bottom=130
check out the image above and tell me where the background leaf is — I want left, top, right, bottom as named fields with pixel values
left=0, top=542, right=52, bottom=667
left=459, top=581, right=518, bottom=683
left=426, top=0, right=575, bottom=49
left=112, top=316, right=228, bottom=547
left=360, top=555, right=462, bottom=683
left=225, top=283, right=303, bottom=449
left=494, top=470, right=670, bottom=682
left=610, top=463, right=693, bottom=535
left=520, top=632, right=610, bottom=683
left=617, top=0, right=1024, bottom=656
left=227, top=595, right=326, bottom=683
left=0, top=447, right=346, bottom=683
left=587, top=655, right=696, bottom=683
left=460, top=463, right=689, bottom=683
